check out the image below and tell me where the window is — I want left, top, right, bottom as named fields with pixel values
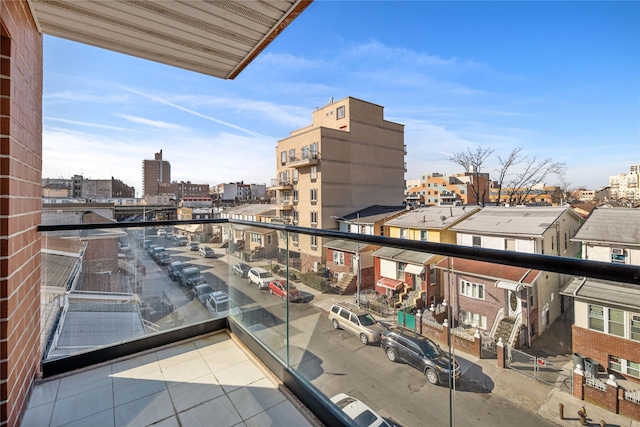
left=288, top=148, right=296, bottom=162
left=280, top=151, right=286, bottom=165
left=310, top=166, right=317, bottom=181
left=266, top=235, right=272, bottom=245
left=420, top=230, right=428, bottom=241
left=310, top=235, right=318, bottom=249
left=631, top=314, right=640, bottom=341
left=292, top=233, right=299, bottom=245
left=588, top=304, right=604, bottom=332
left=505, top=239, right=516, bottom=251
left=430, top=268, right=436, bottom=286
left=310, top=188, right=317, bottom=203
left=459, top=309, right=487, bottom=329
left=551, top=235, right=554, bottom=251
left=472, top=236, right=481, bottom=247
left=293, top=169, right=299, bottom=182
left=564, top=232, right=568, bottom=250
left=292, top=210, right=299, bottom=224
left=337, top=105, right=345, bottom=119
left=399, top=228, right=407, bottom=239
left=611, top=248, right=628, bottom=264
left=310, top=142, right=318, bottom=158
left=397, top=262, right=406, bottom=280
left=310, top=211, right=318, bottom=225
left=609, top=355, right=622, bottom=372
left=608, top=308, right=625, bottom=337
left=460, top=280, right=484, bottom=300
left=333, top=251, right=345, bottom=265
left=293, top=190, right=298, bottom=202
left=609, top=356, right=640, bottom=379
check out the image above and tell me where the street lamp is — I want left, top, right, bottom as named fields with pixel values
left=332, top=213, right=361, bottom=307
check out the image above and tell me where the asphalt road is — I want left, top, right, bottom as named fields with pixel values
left=131, top=235, right=558, bottom=427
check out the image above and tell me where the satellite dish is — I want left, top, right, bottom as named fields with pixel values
left=440, top=215, right=447, bottom=222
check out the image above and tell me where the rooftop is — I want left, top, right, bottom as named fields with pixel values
left=23, top=331, right=318, bottom=427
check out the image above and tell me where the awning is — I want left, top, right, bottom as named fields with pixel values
left=175, top=224, right=202, bottom=233
left=496, top=281, right=523, bottom=292
left=404, top=264, right=425, bottom=275
left=377, top=278, right=404, bottom=290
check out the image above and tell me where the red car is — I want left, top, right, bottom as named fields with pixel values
left=268, top=280, right=302, bottom=302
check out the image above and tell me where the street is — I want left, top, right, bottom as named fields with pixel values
left=128, top=233, right=559, bottom=427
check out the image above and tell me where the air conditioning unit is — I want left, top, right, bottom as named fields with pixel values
left=612, top=248, right=624, bottom=255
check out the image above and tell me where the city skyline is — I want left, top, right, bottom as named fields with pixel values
left=42, top=1, right=639, bottom=194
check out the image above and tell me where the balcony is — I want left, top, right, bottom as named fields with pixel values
left=287, top=153, right=319, bottom=168
left=274, top=197, right=294, bottom=210
left=30, top=218, right=640, bottom=427
left=268, top=180, right=293, bottom=191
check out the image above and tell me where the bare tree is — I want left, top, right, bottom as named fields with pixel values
left=501, top=156, right=567, bottom=205
left=494, top=147, right=524, bottom=205
left=448, top=146, right=494, bottom=206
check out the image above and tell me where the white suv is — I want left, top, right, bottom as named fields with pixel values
left=248, top=267, right=273, bottom=289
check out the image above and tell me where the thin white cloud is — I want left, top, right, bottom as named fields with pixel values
left=124, top=88, right=270, bottom=139
left=256, top=52, right=328, bottom=69
left=44, top=91, right=131, bottom=104
left=44, top=117, right=138, bottom=132
left=118, top=114, right=185, bottom=130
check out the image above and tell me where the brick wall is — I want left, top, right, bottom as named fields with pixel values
left=0, top=2, right=43, bottom=426
left=572, top=324, right=640, bottom=384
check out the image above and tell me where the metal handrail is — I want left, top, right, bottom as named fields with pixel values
left=37, top=218, right=640, bottom=286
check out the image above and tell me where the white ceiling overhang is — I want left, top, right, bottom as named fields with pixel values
left=496, top=281, right=523, bottom=292
left=28, top=0, right=312, bottom=79
left=404, top=264, right=425, bottom=275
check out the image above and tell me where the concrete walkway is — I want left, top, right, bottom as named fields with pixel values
left=297, top=281, right=640, bottom=427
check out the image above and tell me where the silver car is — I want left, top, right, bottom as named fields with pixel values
left=328, top=303, right=386, bottom=345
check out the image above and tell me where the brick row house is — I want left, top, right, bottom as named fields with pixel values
left=561, top=208, right=640, bottom=385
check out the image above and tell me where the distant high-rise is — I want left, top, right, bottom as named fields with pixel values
left=142, top=150, right=171, bottom=197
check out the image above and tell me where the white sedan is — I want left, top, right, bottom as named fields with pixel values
left=330, top=393, right=392, bottom=427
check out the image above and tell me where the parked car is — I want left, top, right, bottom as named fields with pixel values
left=248, top=267, right=274, bottom=289
left=176, top=236, right=190, bottom=246
left=178, top=266, right=205, bottom=288
left=188, top=242, right=199, bottom=251
left=149, top=246, right=166, bottom=261
left=380, top=326, right=461, bottom=386
left=199, top=245, right=215, bottom=258
left=232, top=263, right=251, bottom=278
left=268, top=280, right=302, bottom=302
left=328, top=303, right=386, bottom=345
left=205, top=291, right=240, bottom=319
left=157, top=228, right=166, bottom=237
left=168, top=261, right=186, bottom=281
left=330, top=393, right=392, bottom=427
left=191, top=283, right=214, bottom=303
left=118, top=242, right=131, bottom=252
left=155, top=251, right=172, bottom=266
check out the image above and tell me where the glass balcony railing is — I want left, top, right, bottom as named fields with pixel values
left=37, top=218, right=640, bottom=427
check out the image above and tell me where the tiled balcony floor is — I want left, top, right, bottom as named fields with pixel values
left=22, top=331, right=319, bottom=427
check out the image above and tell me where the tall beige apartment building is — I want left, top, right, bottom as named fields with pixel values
left=271, top=97, right=405, bottom=271
left=142, top=150, right=171, bottom=197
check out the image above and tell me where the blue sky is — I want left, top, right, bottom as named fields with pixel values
left=43, top=1, right=639, bottom=195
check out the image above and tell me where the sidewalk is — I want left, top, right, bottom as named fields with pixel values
left=298, top=282, right=640, bottom=427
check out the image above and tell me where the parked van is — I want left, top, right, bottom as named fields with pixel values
left=178, top=266, right=204, bottom=288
